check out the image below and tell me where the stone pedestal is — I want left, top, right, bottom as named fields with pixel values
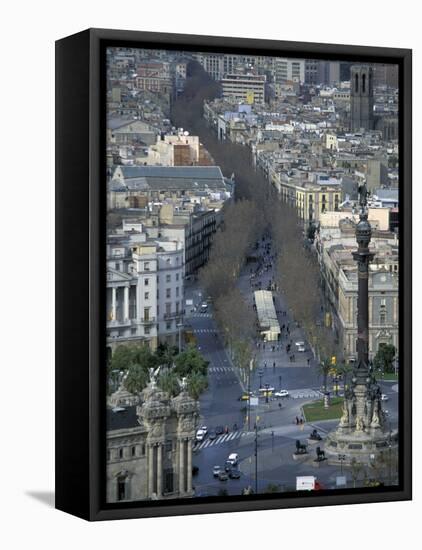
left=325, top=426, right=398, bottom=466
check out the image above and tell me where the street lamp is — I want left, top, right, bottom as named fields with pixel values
left=254, top=416, right=260, bottom=494
left=265, top=383, right=270, bottom=404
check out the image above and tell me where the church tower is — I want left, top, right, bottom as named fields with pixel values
left=350, top=65, right=374, bottom=131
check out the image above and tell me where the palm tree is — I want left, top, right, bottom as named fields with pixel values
left=187, top=371, right=208, bottom=400
left=158, top=370, right=180, bottom=397
left=318, top=358, right=331, bottom=393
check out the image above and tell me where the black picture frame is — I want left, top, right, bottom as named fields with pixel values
left=55, top=28, right=412, bottom=521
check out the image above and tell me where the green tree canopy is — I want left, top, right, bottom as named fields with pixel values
left=373, top=344, right=396, bottom=373
left=174, top=345, right=208, bottom=377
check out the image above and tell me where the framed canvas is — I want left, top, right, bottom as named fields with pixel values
left=55, top=28, right=412, bottom=521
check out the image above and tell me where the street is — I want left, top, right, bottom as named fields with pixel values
left=183, top=233, right=399, bottom=496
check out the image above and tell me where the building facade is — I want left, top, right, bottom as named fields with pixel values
left=221, top=73, right=266, bottom=105
left=106, top=234, right=185, bottom=353
left=107, top=380, right=199, bottom=502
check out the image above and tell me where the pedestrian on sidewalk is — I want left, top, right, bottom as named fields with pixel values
left=295, top=416, right=299, bottom=425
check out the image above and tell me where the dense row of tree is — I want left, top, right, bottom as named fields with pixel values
left=172, top=61, right=341, bottom=373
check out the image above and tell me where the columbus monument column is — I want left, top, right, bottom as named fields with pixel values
left=324, top=182, right=398, bottom=468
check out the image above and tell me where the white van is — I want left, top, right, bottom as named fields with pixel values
left=227, top=453, right=239, bottom=466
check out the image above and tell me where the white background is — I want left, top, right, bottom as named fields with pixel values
left=0, top=1, right=419, bottom=548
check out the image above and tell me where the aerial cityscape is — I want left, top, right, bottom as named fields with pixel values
left=105, top=47, right=399, bottom=503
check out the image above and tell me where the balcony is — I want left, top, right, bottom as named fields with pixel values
left=107, top=318, right=131, bottom=328
left=163, top=312, right=182, bottom=320
left=140, top=316, right=156, bottom=324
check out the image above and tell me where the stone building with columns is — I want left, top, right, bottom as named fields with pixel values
left=107, top=380, right=199, bottom=502
left=107, top=227, right=185, bottom=354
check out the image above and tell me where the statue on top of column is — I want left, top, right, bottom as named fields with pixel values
left=358, top=180, right=369, bottom=210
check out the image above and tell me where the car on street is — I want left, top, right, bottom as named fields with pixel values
left=274, top=389, right=289, bottom=398
left=227, top=453, right=239, bottom=466
left=295, top=341, right=306, bottom=352
left=208, top=430, right=217, bottom=440
left=218, top=471, right=228, bottom=481
left=195, top=429, right=206, bottom=442
left=200, top=425, right=208, bottom=434
left=224, top=460, right=233, bottom=472
left=213, top=465, right=222, bottom=477
left=229, top=469, right=241, bottom=479
left=239, top=391, right=254, bottom=401
left=381, top=394, right=389, bottom=401
left=199, top=303, right=208, bottom=312
left=215, top=425, right=224, bottom=435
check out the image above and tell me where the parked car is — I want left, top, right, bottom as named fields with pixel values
left=208, top=430, right=217, bottom=440
left=215, top=425, right=224, bottom=435
left=274, top=389, right=289, bottom=398
left=213, top=465, right=222, bottom=477
left=200, top=303, right=208, bottom=312
left=227, top=453, right=239, bottom=466
left=229, top=469, right=241, bottom=479
left=200, top=425, right=208, bottom=435
left=381, top=394, right=389, bottom=401
left=195, top=429, right=206, bottom=442
left=218, top=471, right=228, bottom=481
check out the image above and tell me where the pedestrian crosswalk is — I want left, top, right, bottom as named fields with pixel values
left=190, top=313, right=213, bottom=318
left=193, top=328, right=216, bottom=334
left=209, top=366, right=233, bottom=374
left=193, top=431, right=251, bottom=451
left=289, top=389, right=322, bottom=399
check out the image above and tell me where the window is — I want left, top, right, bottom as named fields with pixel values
left=355, top=73, right=359, bottom=93
left=144, top=292, right=149, bottom=300
left=117, top=474, right=128, bottom=501
left=166, top=274, right=171, bottom=283
left=166, top=288, right=171, bottom=299
left=144, top=326, right=150, bottom=335
left=115, top=262, right=120, bottom=271
left=144, top=278, right=149, bottom=286
left=176, top=273, right=179, bottom=281
left=362, top=73, right=366, bottom=93
left=144, top=262, right=150, bottom=271
left=119, top=448, right=123, bottom=459
left=176, top=287, right=179, bottom=297
left=131, top=446, right=136, bottom=457
left=166, top=321, right=172, bottom=330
